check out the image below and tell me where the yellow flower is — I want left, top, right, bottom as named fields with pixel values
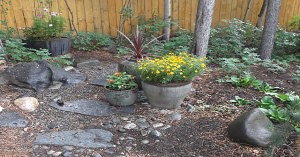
left=156, top=70, right=160, bottom=74
left=201, top=63, right=206, bottom=68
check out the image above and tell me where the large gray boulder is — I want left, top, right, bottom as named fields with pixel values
left=227, top=108, right=275, bottom=147
left=50, top=66, right=86, bottom=85
left=6, top=60, right=52, bottom=91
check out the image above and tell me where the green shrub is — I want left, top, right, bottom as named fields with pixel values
left=288, top=15, right=300, bottom=31
left=138, top=15, right=175, bottom=37
left=163, top=31, right=192, bottom=53
left=208, top=19, right=261, bottom=59
left=73, top=32, right=114, bottom=51
left=273, top=28, right=298, bottom=55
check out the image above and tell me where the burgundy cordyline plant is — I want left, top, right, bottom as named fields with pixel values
left=118, top=25, right=162, bottom=60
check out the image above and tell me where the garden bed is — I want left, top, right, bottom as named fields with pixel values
left=0, top=50, right=299, bottom=157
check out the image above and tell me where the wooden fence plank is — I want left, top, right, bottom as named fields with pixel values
left=108, top=0, right=117, bottom=36
left=76, top=0, right=86, bottom=32
left=84, top=0, right=94, bottom=32
left=100, top=0, right=110, bottom=34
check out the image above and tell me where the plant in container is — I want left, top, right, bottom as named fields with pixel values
left=104, top=72, right=138, bottom=106
left=22, top=0, right=71, bottom=56
left=138, top=52, right=206, bottom=109
left=117, top=25, right=162, bottom=89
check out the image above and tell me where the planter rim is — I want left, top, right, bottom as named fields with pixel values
left=104, top=85, right=138, bottom=91
left=142, top=81, right=192, bottom=87
left=24, top=36, right=70, bottom=41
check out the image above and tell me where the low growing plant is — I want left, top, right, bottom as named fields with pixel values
left=292, top=66, right=300, bottom=83
left=138, top=52, right=206, bottom=84
left=73, top=32, right=114, bottom=51
left=260, top=59, right=289, bottom=74
left=106, top=72, right=137, bottom=90
left=229, top=96, right=251, bottom=106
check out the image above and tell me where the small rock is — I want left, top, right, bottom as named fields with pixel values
left=118, top=128, right=126, bottom=132
left=124, top=123, right=137, bottom=130
left=120, top=117, right=129, bottom=121
left=141, top=139, right=149, bottom=144
left=167, top=112, right=182, bottom=121
left=48, top=81, right=63, bottom=90
left=64, top=66, right=74, bottom=71
left=77, top=59, right=101, bottom=68
left=14, top=97, right=39, bottom=112
left=161, top=125, right=171, bottom=130
left=0, top=106, right=3, bottom=112
left=140, top=130, right=149, bottom=136
left=187, top=104, right=196, bottom=113
left=53, top=151, right=62, bottom=156
left=159, top=109, right=169, bottom=114
left=47, top=150, right=55, bottom=155
left=0, top=60, right=6, bottom=65
left=63, top=146, right=74, bottom=151
left=135, top=118, right=150, bottom=129
left=125, top=146, right=132, bottom=152
left=63, top=151, right=73, bottom=157
left=150, top=130, right=162, bottom=138
left=42, top=146, right=49, bottom=149
left=153, top=123, right=164, bottom=128
left=92, top=153, right=102, bottom=157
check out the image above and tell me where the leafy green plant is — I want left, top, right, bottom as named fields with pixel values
left=163, top=31, right=192, bottom=52
left=73, top=32, right=114, bottom=51
left=229, top=96, right=251, bottom=106
left=288, top=15, right=300, bottom=31
left=23, top=0, right=66, bottom=40
left=218, top=73, right=257, bottom=87
left=260, top=59, right=289, bottom=74
left=106, top=72, right=137, bottom=90
left=274, top=28, right=298, bottom=55
left=137, top=15, right=175, bottom=37
left=254, top=82, right=278, bottom=93
left=257, top=96, right=288, bottom=122
left=292, top=66, right=300, bottom=83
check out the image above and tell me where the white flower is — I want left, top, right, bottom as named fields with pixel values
left=43, top=8, right=48, bottom=12
left=51, top=12, right=57, bottom=16
left=49, top=24, right=53, bottom=27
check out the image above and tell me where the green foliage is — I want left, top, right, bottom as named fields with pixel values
left=255, top=82, right=278, bottom=93
left=273, top=28, right=298, bottom=55
left=3, top=38, right=73, bottom=66
left=138, top=15, right=175, bottom=37
left=217, top=73, right=258, bottom=87
left=288, top=15, right=300, bottom=31
left=260, top=59, right=289, bottom=74
left=208, top=19, right=261, bottom=59
left=229, top=96, right=251, bottom=106
left=106, top=72, right=137, bottom=90
left=73, top=32, right=114, bottom=51
left=292, top=66, right=300, bottom=83
left=163, top=31, right=192, bottom=53
left=23, top=15, right=65, bottom=40
left=3, top=39, right=50, bottom=62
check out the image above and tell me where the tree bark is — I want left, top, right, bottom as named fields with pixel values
left=259, top=0, right=281, bottom=60
left=243, top=0, right=252, bottom=22
left=191, top=0, right=215, bottom=58
left=256, top=0, right=268, bottom=29
left=163, top=0, right=171, bottom=41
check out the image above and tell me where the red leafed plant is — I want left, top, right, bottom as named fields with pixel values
left=118, top=25, right=162, bottom=60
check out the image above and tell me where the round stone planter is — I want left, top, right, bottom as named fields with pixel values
left=104, top=86, right=138, bottom=106
left=118, top=60, right=142, bottom=90
left=24, top=37, right=71, bottom=56
left=142, top=81, right=192, bottom=109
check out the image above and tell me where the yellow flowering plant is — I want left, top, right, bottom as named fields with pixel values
left=138, top=52, right=206, bottom=84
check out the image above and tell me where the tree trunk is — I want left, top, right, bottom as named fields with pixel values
left=259, top=0, right=281, bottom=60
left=163, top=0, right=171, bottom=41
left=256, top=0, right=268, bottom=29
left=191, top=0, right=215, bottom=58
left=243, top=0, right=252, bottom=22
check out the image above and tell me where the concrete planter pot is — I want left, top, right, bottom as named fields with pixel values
left=142, top=81, right=192, bottom=109
left=118, top=60, right=142, bottom=90
left=104, top=86, right=138, bottom=106
left=24, top=37, right=71, bottom=56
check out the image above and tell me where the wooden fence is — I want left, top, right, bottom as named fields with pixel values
left=1, top=0, right=300, bottom=36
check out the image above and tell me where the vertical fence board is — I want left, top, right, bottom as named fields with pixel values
left=108, top=0, right=117, bottom=36
left=100, top=0, right=110, bottom=34
left=84, top=0, right=94, bottom=32
left=76, top=0, right=86, bottom=32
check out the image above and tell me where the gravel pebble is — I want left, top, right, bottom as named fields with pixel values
left=141, top=139, right=150, bottom=144
left=124, top=123, right=137, bottom=130
left=153, top=123, right=164, bottom=128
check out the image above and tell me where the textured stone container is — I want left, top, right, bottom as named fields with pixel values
left=142, top=81, right=192, bottom=109
left=104, top=86, right=138, bottom=106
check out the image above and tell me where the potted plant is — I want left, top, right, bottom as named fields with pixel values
left=104, top=72, right=138, bottom=106
left=22, top=0, right=71, bottom=56
left=138, top=52, right=206, bottom=109
left=117, top=25, right=162, bottom=89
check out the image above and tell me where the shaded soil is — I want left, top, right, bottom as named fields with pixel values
left=0, top=50, right=299, bottom=157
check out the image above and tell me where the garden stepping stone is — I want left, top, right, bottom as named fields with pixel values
left=90, top=77, right=107, bottom=87
left=0, top=111, right=29, bottom=127
left=76, top=59, right=102, bottom=69
left=227, top=108, right=275, bottom=147
left=49, top=100, right=113, bottom=116
left=49, top=99, right=135, bottom=116
left=34, top=129, right=114, bottom=148
left=50, top=66, right=87, bottom=85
